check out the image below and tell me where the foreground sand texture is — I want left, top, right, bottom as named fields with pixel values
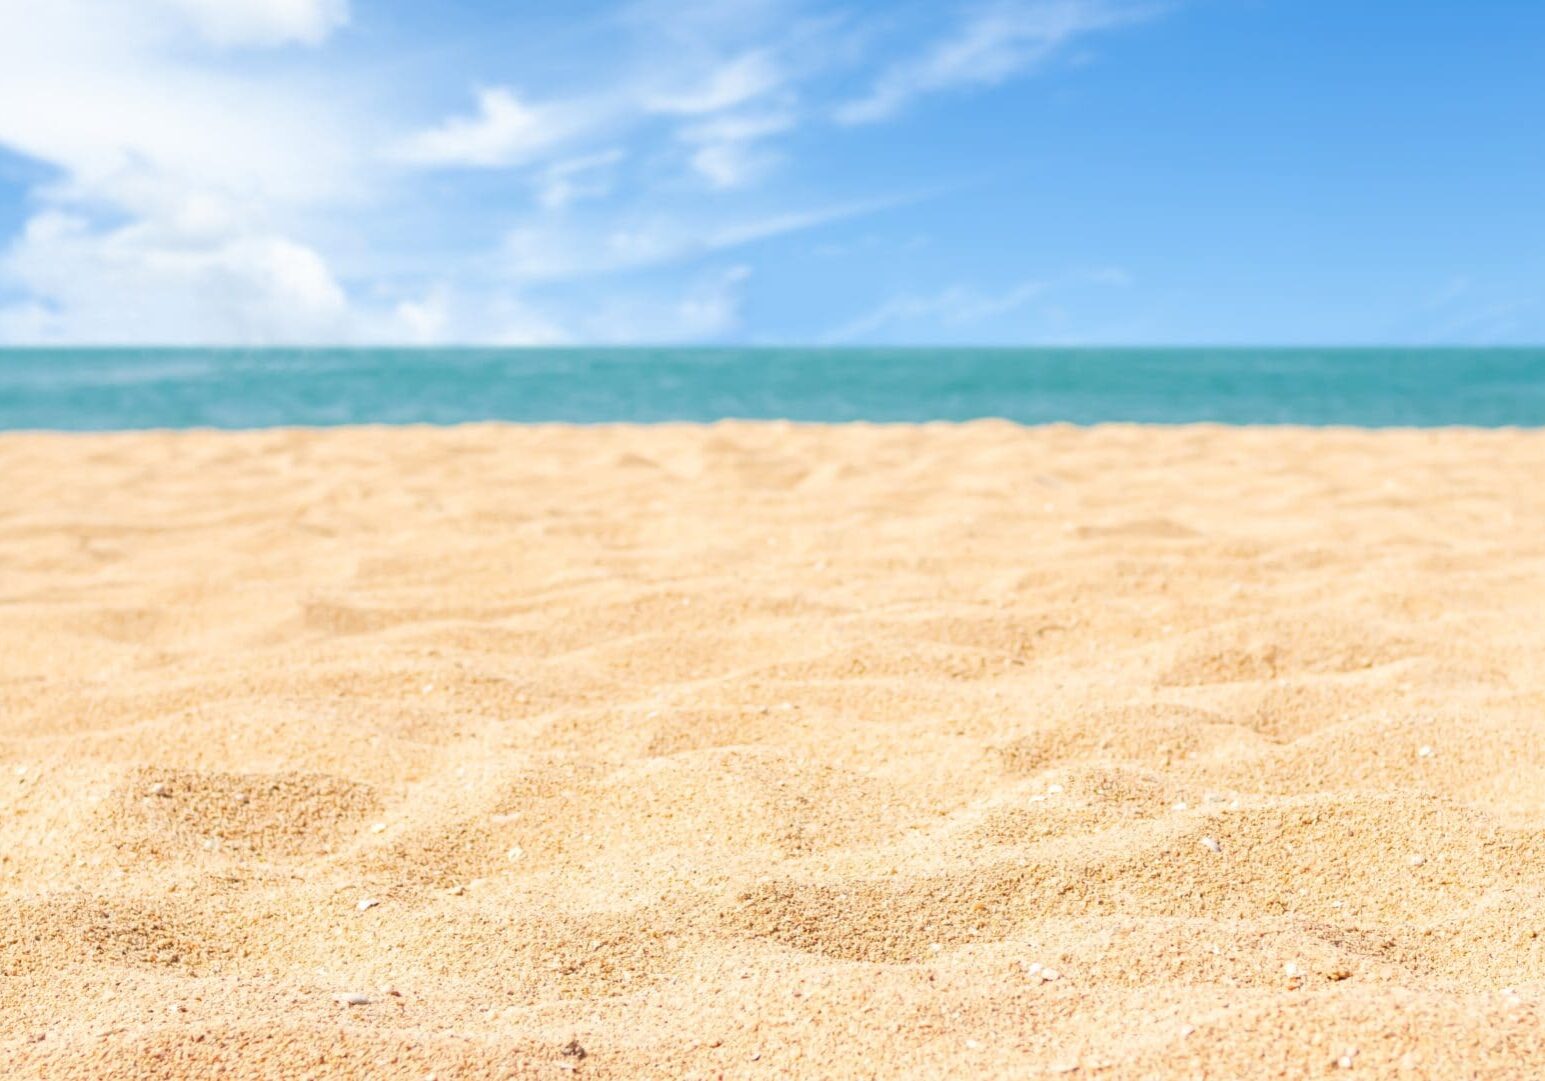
left=4, top=423, right=1545, bottom=1079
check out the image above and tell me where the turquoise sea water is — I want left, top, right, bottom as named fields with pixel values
left=1, top=348, right=1543, bottom=430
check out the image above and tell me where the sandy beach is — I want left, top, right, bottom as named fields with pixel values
left=3, top=421, right=1545, bottom=1079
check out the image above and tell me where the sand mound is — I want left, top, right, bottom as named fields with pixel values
left=3, top=422, right=1545, bottom=1078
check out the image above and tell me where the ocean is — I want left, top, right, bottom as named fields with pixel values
left=1, top=348, right=1542, bottom=430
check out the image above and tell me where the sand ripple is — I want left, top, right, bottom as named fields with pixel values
left=2, top=423, right=1545, bottom=1078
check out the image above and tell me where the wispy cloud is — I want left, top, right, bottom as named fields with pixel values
left=393, top=26, right=800, bottom=192
left=826, top=268, right=1132, bottom=342
left=828, top=280, right=1048, bottom=342
left=678, top=110, right=796, bottom=189
left=503, top=196, right=903, bottom=284
left=708, top=198, right=903, bottom=248
left=534, top=149, right=626, bottom=210
left=643, top=52, right=784, bottom=115
left=1400, top=275, right=1539, bottom=346
left=393, top=87, right=594, bottom=169
left=837, top=0, right=1159, bottom=125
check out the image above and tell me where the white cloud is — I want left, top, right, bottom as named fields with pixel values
left=0, top=0, right=375, bottom=343
left=0, top=209, right=579, bottom=346
left=0, top=211, right=351, bottom=344
left=363, top=273, right=747, bottom=346
left=0, top=2, right=358, bottom=209
left=158, top=0, right=350, bottom=47
left=398, top=52, right=794, bottom=190
left=837, top=0, right=1155, bottom=124
left=390, top=288, right=453, bottom=345
left=393, top=87, right=588, bottom=170
left=392, top=2, right=813, bottom=192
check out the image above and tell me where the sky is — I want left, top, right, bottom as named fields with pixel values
left=0, top=0, right=1541, bottom=346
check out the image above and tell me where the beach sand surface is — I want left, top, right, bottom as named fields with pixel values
left=3, top=422, right=1545, bottom=1079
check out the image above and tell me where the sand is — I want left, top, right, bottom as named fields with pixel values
left=3, top=421, right=1545, bottom=1079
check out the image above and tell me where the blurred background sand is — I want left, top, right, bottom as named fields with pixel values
left=3, top=423, right=1544, bottom=1078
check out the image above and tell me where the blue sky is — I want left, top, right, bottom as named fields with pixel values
left=0, top=0, right=1541, bottom=345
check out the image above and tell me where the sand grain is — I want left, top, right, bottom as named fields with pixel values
left=3, top=422, right=1544, bottom=1078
